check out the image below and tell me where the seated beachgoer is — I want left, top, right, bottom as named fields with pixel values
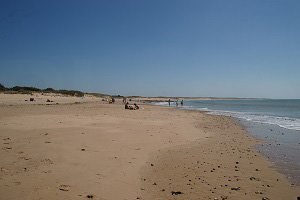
left=125, top=102, right=139, bottom=110
left=134, top=103, right=139, bottom=110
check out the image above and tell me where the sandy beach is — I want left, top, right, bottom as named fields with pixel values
left=0, top=94, right=299, bottom=200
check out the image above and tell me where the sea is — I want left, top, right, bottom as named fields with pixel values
left=154, top=99, right=300, bottom=185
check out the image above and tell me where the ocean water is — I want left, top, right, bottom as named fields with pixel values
left=154, top=99, right=300, bottom=184
left=178, top=99, right=300, bottom=131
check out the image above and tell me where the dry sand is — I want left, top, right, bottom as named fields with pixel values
left=0, top=94, right=299, bottom=200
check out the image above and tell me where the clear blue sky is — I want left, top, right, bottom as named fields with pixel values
left=0, top=0, right=299, bottom=98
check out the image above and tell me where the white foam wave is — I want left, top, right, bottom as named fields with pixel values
left=153, top=102, right=300, bottom=131
left=209, top=110, right=300, bottom=131
left=180, top=106, right=209, bottom=111
left=153, top=102, right=170, bottom=106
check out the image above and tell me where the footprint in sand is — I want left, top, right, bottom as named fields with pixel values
left=13, top=181, right=21, bottom=186
left=58, top=184, right=70, bottom=191
left=3, top=142, right=11, bottom=145
left=0, top=167, right=9, bottom=174
left=18, top=156, right=31, bottom=161
left=42, top=170, right=52, bottom=173
left=40, top=158, right=54, bottom=165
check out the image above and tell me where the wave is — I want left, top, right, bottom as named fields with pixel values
left=208, top=110, right=300, bottom=131
left=153, top=101, right=300, bottom=131
left=180, top=106, right=209, bottom=111
left=153, top=102, right=170, bottom=106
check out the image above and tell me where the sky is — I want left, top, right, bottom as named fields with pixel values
left=0, top=0, right=299, bottom=98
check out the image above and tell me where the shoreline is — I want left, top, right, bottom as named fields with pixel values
left=0, top=95, right=299, bottom=199
left=153, top=102, right=300, bottom=186
left=140, top=107, right=299, bottom=200
left=240, top=119, right=300, bottom=186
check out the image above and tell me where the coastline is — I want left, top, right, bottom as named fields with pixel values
left=141, top=105, right=299, bottom=200
left=153, top=99, right=300, bottom=186
left=240, top=119, right=300, bottom=185
left=0, top=94, right=299, bottom=199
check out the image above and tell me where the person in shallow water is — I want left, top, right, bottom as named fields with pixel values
left=181, top=100, right=183, bottom=106
left=168, top=99, right=171, bottom=106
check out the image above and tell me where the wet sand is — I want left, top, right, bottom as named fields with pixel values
left=0, top=94, right=299, bottom=199
left=241, top=120, right=300, bottom=185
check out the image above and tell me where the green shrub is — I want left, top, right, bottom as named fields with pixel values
left=57, top=90, right=84, bottom=97
left=11, top=86, right=41, bottom=92
left=2, top=85, right=89, bottom=97
left=43, top=88, right=55, bottom=92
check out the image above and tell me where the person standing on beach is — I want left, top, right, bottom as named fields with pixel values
left=168, top=99, right=171, bottom=106
left=181, top=100, right=183, bottom=106
left=176, top=100, right=178, bottom=107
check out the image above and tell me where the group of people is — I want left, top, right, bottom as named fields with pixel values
left=168, top=99, right=184, bottom=107
left=123, top=97, right=140, bottom=110
left=105, top=97, right=139, bottom=110
left=108, top=97, right=115, bottom=104
left=125, top=102, right=139, bottom=110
